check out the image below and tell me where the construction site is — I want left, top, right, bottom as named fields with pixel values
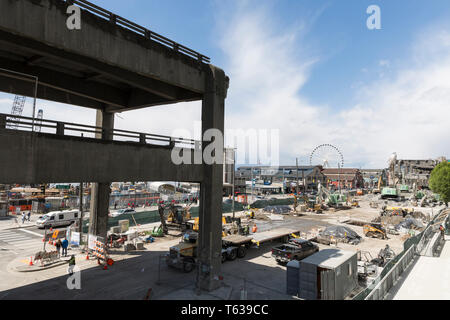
left=0, top=0, right=449, bottom=304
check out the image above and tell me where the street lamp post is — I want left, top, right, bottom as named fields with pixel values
left=232, top=149, right=236, bottom=219
left=296, top=158, right=300, bottom=195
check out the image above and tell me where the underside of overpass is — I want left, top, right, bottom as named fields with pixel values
left=0, top=0, right=229, bottom=291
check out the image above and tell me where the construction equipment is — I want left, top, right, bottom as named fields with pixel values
left=373, top=175, right=383, bottom=194
left=357, top=251, right=378, bottom=282
left=372, top=245, right=395, bottom=267
left=167, top=204, right=191, bottom=225
left=317, top=182, right=348, bottom=210
left=245, top=208, right=256, bottom=219
left=151, top=225, right=164, bottom=237
left=166, top=225, right=302, bottom=273
left=166, top=230, right=252, bottom=272
left=381, top=187, right=399, bottom=199
left=350, top=198, right=360, bottom=208
left=8, top=95, right=26, bottom=130
left=363, top=223, right=388, bottom=239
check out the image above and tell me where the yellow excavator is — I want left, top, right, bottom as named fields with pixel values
left=373, top=176, right=383, bottom=194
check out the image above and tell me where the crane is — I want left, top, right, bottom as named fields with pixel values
left=35, top=109, right=43, bottom=132
left=7, top=95, right=26, bottom=130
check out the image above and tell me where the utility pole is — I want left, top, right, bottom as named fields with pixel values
left=338, top=163, right=341, bottom=194
left=296, top=158, right=300, bottom=195
left=302, top=166, right=306, bottom=194
left=134, top=182, right=137, bottom=208
left=232, top=149, right=236, bottom=219
left=6, top=184, right=10, bottom=217
left=78, top=182, right=83, bottom=232
left=251, top=167, right=254, bottom=203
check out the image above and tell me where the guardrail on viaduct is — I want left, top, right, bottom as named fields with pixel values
left=65, top=0, right=210, bottom=64
left=0, top=113, right=198, bottom=148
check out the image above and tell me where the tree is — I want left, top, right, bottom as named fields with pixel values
left=429, top=162, right=450, bottom=205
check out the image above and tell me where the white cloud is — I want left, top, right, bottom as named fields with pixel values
left=218, top=4, right=450, bottom=168
left=379, top=59, right=390, bottom=67
left=1, top=6, right=449, bottom=169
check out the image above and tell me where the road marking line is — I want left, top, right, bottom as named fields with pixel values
left=0, top=236, right=30, bottom=241
left=17, top=229, right=42, bottom=237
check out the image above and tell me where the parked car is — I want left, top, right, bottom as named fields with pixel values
left=271, top=239, right=319, bottom=264
left=110, top=208, right=136, bottom=218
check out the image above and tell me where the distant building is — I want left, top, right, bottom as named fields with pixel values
left=223, top=148, right=235, bottom=196
left=391, top=158, right=446, bottom=188
left=235, top=165, right=325, bottom=194
left=360, top=169, right=386, bottom=188
left=322, top=168, right=364, bottom=189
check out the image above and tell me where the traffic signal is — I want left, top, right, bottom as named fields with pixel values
left=41, top=184, right=46, bottom=195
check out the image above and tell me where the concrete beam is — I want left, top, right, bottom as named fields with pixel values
left=0, top=129, right=203, bottom=184
left=0, top=0, right=206, bottom=96
left=0, top=75, right=103, bottom=109
left=0, top=56, right=129, bottom=109
left=197, top=65, right=228, bottom=292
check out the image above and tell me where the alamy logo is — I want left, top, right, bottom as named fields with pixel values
left=66, top=266, right=81, bottom=290
left=66, top=5, right=81, bottom=30
left=367, top=5, right=381, bottom=30
left=170, top=122, right=280, bottom=168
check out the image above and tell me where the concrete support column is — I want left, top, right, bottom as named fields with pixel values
left=197, top=66, right=228, bottom=291
left=89, top=109, right=114, bottom=240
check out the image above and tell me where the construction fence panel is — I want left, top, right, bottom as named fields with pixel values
left=353, top=208, right=448, bottom=300
left=365, top=245, right=415, bottom=300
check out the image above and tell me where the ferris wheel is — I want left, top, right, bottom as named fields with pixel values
left=310, top=144, right=344, bottom=168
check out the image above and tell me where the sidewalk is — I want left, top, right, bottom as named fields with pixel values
left=0, top=215, right=39, bottom=231
left=390, top=240, right=450, bottom=300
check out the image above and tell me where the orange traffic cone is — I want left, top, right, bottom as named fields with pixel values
left=29, top=257, right=33, bottom=266
left=86, top=254, right=89, bottom=260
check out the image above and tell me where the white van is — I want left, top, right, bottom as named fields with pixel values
left=36, top=210, right=80, bottom=229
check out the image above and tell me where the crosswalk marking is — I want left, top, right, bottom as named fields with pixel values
left=0, top=230, right=40, bottom=245
left=18, top=229, right=43, bottom=237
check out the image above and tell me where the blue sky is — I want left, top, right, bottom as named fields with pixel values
left=1, top=0, right=450, bottom=168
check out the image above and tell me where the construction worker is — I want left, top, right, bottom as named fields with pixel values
left=68, top=255, right=76, bottom=276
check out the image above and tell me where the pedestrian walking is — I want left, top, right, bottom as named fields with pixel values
left=61, top=238, right=69, bottom=257
left=55, top=239, right=62, bottom=257
left=68, top=255, right=76, bottom=276
left=27, top=211, right=31, bottom=222
left=21, top=212, right=26, bottom=224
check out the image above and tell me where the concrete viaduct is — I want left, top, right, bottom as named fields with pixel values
left=0, top=0, right=229, bottom=291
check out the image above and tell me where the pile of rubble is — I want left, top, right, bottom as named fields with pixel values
left=316, top=226, right=362, bottom=245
